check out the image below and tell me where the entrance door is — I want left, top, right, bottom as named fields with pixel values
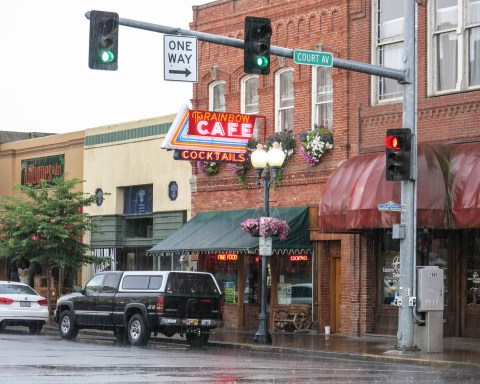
left=331, top=254, right=342, bottom=333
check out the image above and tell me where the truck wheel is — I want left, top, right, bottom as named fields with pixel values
left=59, top=310, right=79, bottom=340
left=186, top=332, right=209, bottom=348
left=28, top=321, right=44, bottom=334
left=127, top=314, right=149, bottom=346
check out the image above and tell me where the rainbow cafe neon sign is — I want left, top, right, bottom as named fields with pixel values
left=161, top=105, right=257, bottom=159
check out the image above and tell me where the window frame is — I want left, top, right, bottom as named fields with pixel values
left=428, top=0, right=480, bottom=96
left=241, top=75, right=259, bottom=115
left=209, top=80, right=226, bottom=112
left=372, top=0, right=405, bottom=104
left=311, top=66, right=333, bottom=130
left=275, top=67, right=295, bottom=132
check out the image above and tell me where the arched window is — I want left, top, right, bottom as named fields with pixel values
left=209, top=80, right=226, bottom=111
left=241, top=75, right=259, bottom=115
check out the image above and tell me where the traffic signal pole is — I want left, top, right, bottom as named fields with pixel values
left=396, top=0, right=418, bottom=351
left=86, top=2, right=418, bottom=350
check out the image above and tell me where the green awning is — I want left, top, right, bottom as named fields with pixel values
left=147, top=206, right=311, bottom=256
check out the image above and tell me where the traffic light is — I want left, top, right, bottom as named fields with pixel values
left=244, top=16, right=272, bottom=75
left=385, top=128, right=412, bottom=181
left=88, top=11, right=119, bottom=71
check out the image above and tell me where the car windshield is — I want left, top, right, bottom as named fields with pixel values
left=0, top=283, right=38, bottom=295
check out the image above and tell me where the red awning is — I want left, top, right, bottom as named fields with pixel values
left=451, top=142, right=480, bottom=228
left=319, top=144, right=451, bottom=232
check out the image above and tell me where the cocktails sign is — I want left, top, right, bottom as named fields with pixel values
left=161, top=104, right=255, bottom=154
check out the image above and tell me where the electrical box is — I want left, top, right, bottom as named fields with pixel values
left=416, top=266, right=444, bottom=312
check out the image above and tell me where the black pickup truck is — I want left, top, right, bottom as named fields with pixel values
left=54, top=271, right=224, bottom=347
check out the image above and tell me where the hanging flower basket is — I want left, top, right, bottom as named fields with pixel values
left=240, top=217, right=290, bottom=240
left=299, top=126, right=333, bottom=167
left=196, top=161, right=219, bottom=176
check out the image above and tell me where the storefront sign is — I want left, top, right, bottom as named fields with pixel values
left=174, top=150, right=246, bottom=163
left=217, top=253, right=238, bottom=261
left=21, top=154, right=64, bottom=187
left=290, top=255, right=309, bottom=261
left=161, top=105, right=257, bottom=154
left=188, top=110, right=255, bottom=139
left=224, top=281, right=236, bottom=303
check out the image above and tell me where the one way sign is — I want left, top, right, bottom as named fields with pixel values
left=164, top=35, right=198, bottom=83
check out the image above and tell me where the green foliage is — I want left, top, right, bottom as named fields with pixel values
left=0, top=177, right=104, bottom=271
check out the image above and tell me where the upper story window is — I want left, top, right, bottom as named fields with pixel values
left=373, top=0, right=404, bottom=103
left=429, top=0, right=480, bottom=94
left=123, top=185, right=153, bottom=215
left=312, top=67, right=333, bottom=129
left=275, top=68, right=294, bottom=132
left=241, top=76, right=259, bottom=114
left=209, top=81, right=226, bottom=112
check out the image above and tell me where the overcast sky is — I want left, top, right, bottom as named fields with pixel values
left=0, top=0, right=212, bottom=134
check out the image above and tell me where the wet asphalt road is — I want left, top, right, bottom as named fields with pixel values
left=0, top=329, right=479, bottom=383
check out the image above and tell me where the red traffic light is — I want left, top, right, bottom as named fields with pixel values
left=385, top=135, right=401, bottom=150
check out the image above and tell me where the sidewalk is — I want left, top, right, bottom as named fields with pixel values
left=206, top=327, right=480, bottom=369
left=45, top=320, right=480, bottom=370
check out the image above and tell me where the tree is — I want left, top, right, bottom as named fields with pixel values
left=0, top=177, right=104, bottom=310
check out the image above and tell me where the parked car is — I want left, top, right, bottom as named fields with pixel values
left=0, top=281, right=49, bottom=334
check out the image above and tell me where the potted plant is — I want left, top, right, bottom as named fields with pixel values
left=196, top=161, right=219, bottom=176
left=240, top=217, right=290, bottom=240
left=299, top=125, right=333, bottom=166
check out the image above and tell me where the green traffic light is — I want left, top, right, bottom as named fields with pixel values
left=255, top=56, right=269, bottom=68
left=99, top=49, right=115, bottom=63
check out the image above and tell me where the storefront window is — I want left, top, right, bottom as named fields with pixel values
left=244, top=255, right=260, bottom=304
left=379, top=230, right=450, bottom=307
left=277, top=254, right=312, bottom=305
left=378, top=232, right=400, bottom=305
left=206, top=254, right=240, bottom=304
left=466, top=233, right=480, bottom=305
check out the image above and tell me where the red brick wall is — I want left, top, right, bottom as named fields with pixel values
left=190, top=0, right=480, bottom=335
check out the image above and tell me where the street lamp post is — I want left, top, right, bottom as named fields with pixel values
left=250, top=142, right=285, bottom=345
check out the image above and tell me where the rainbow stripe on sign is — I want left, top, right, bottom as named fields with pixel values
left=161, top=105, right=252, bottom=153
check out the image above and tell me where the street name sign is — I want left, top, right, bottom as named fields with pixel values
left=164, top=35, right=198, bottom=82
left=377, top=201, right=405, bottom=212
left=293, top=49, right=333, bottom=67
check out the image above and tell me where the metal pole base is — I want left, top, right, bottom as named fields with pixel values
left=254, top=330, right=272, bottom=345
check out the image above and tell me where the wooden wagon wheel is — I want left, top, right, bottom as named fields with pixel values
left=293, top=311, right=312, bottom=330
left=274, top=310, right=290, bottom=330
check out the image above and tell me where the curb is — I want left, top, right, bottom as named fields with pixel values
left=43, top=324, right=480, bottom=371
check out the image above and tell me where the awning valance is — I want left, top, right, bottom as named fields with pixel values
left=147, top=206, right=311, bottom=256
left=319, top=144, right=451, bottom=232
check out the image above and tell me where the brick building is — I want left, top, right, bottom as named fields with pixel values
left=152, top=0, right=480, bottom=339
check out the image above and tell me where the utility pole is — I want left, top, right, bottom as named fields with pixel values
left=86, top=6, right=417, bottom=349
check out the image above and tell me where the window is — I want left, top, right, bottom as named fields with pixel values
left=122, top=275, right=163, bottom=290
left=241, top=76, right=259, bottom=114
left=209, top=81, right=226, bottom=112
left=312, top=67, right=333, bottom=129
left=373, top=0, right=404, bottom=102
left=275, top=68, right=294, bottom=132
left=125, top=217, right=153, bottom=238
left=123, top=185, right=152, bottom=215
left=430, top=0, right=480, bottom=94
left=277, top=254, right=312, bottom=305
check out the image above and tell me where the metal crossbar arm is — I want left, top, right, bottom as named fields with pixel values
left=85, top=11, right=406, bottom=82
